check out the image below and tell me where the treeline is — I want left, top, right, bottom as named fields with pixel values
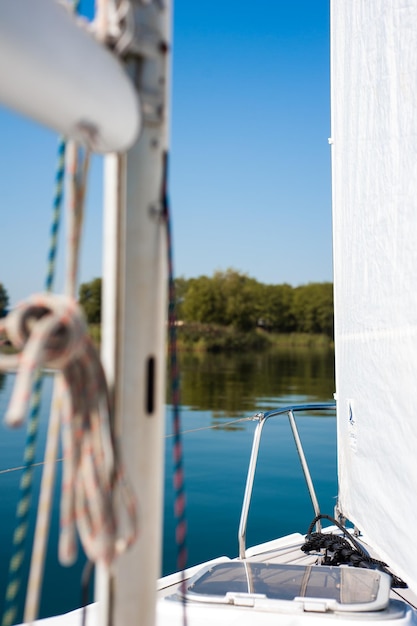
left=176, top=270, right=333, bottom=337
left=77, top=271, right=333, bottom=337
left=0, top=271, right=333, bottom=338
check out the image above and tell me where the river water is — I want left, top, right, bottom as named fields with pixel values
left=0, top=347, right=336, bottom=621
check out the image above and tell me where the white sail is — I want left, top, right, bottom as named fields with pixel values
left=331, top=0, right=417, bottom=594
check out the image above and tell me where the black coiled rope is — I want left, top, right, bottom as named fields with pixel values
left=301, top=514, right=407, bottom=588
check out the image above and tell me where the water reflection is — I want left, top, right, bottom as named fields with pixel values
left=177, top=348, right=335, bottom=419
left=164, top=347, right=337, bottom=575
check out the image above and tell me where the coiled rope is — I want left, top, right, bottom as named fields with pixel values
left=0, top=138, right=137, bottom=624
left=0, top=295, right=137, bottom=561
left=301, top=513, right=407, bottom=588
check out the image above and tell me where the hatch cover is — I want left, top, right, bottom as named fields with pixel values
left=184, top=562, right=391, bottom=612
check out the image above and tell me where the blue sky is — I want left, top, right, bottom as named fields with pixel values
left=0, top=1, right=331, bottom=306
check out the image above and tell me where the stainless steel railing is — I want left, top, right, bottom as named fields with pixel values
left=238, top=402, right=336, bottom=559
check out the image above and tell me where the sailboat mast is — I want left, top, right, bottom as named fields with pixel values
left=98, top=1, right=172, bottom=625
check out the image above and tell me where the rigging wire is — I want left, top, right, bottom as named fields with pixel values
left=0, top=416, right=251, bottom=477
left=164, top=416, right=251, bottom=438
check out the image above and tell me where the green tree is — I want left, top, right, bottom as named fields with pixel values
left=292, top=282, right=334, bottom=336
left=258, top=283, right=295, bottom=332
left=182, top=275, right=226, bottom=325
left=182, top=269, right=262, bottom=331
left=178, top=270, right=334, bottom=337
left=79, top=277, right=102, bottom=323
left=173, top=276, right=190, bottom=321
left=220, top=269, right=260, bottom=331
left=0, top=283, right=9, bottom=317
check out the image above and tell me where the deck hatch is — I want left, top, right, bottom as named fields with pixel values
left=184, top=563, right=391, bottom=612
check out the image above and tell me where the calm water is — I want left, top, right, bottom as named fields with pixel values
left=0, top=347, right=336, bottom=621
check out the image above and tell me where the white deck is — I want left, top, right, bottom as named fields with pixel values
left=156, top=530, right=417, bottom=626
left=16, top=529, right=417, bottom=625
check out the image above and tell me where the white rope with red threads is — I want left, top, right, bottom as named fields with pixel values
left=0, top=293, right=137, bottom=567
left=27, top=140, right=91, bottom=622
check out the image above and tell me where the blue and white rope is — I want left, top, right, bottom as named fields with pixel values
left=1, top=136, right=66, bottom=626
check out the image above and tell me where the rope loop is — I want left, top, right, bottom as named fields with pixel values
left=0, top=294, right=87, bottom=426
left=0, top=293, right=137, bottom=567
